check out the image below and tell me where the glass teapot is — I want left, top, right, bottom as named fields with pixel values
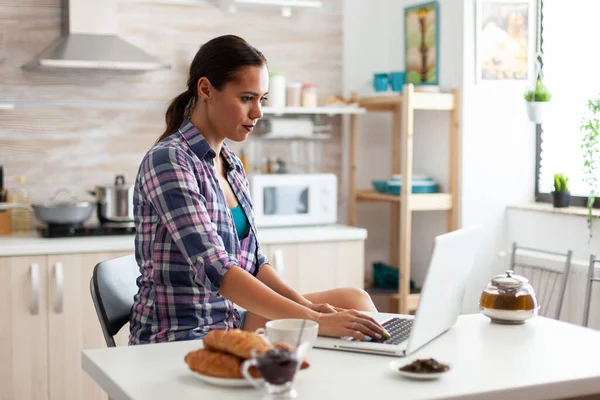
left=479, top=270, right=539, bottom=324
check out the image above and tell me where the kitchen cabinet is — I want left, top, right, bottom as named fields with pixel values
left=262, top=240, right=365, bottom=294
left=0, top=227, right=366, bottom=400
left=0, top=251, right=130, bottom=400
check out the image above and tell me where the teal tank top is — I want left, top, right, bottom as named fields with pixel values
left=230, top=205, right=250, bottom=240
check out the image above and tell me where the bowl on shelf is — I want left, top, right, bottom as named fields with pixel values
left=371, top=180, right=389, bottom=194
left=386, top=180, right=438, bottom=195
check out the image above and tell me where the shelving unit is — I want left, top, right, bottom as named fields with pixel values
left=348, top=83, right=460, bottom=314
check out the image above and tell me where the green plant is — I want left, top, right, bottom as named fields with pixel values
left=524, top=79, right=553, bottom=102
left=553, top=173, right=569, bottom=193
left=581, top=96, right=600, bottom=241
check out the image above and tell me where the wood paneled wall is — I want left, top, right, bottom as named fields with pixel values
left=0, top=0, right=342, bottom=209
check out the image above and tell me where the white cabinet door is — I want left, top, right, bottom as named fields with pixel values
left=47, top=251, right=130, bottom=400
left=0, top=255, right=49, bottom=400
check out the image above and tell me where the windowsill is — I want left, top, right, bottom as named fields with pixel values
left=508, top=202, right=600, bottom=218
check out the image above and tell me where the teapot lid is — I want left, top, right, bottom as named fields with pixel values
left=491, top=270, right=529, bottom=289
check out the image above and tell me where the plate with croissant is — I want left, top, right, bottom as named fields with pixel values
left=184, top=329, right=310, bottom=388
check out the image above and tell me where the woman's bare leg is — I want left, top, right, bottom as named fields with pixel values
left=243, top=287, right=376, bottom=332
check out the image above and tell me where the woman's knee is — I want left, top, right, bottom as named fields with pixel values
left=339, top=287, right=377, bottom=312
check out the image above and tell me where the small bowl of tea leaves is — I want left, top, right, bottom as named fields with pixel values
left=389, top=358, right=450, bottom=380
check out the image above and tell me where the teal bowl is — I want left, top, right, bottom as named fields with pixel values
left=371, top=180, right=388, bottom=194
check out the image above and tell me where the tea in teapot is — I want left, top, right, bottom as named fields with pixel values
left=479, top=270, right=539, bottom=324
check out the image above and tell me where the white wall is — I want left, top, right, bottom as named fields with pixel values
left=342, top=0, right=465, bottom=294
left=459, top=0, right=537, bottom=312
left=343, top=0, right=541, bottom=314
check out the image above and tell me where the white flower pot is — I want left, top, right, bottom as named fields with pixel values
left=526, top=101, right=550, bottom=124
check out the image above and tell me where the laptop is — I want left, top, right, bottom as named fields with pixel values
left=313, top=225, right=483, bottom=357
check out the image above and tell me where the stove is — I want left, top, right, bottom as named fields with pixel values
left=39, top=222, right=135, bottom=238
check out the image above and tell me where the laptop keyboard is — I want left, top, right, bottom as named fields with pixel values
left=378, top=317, right=413, bottom=345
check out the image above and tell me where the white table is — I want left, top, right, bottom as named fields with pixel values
left=82, top=313, right=600, bottom=400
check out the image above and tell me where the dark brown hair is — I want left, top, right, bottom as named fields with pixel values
left=157, top=35, right=267, bottom=142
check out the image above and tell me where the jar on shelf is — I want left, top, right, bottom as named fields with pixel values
left=286, top=82, right=302, bottom=107
left=267, top=72, right=286, bottom=109
left=301, top=83, right=318, bottom=108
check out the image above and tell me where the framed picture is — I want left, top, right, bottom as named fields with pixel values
left=404, top=1, right=440, bottom=86
left=475, top=0, right=536, bottom=82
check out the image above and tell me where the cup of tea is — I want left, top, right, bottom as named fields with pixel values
left=241, top=341, right=310, bottom=398
left=255, top=319, right=319, bottom=353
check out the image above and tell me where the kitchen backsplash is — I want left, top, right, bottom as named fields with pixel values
left=0, top=0, right=343, bottom=203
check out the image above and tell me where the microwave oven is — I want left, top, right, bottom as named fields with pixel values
left=248, top=173, right=338, bottom=228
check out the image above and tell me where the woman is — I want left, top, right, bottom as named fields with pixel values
left=129, top=35, right=386, bottom=345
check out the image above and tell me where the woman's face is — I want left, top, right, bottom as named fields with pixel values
left=204, top=65, right=269, bottom=143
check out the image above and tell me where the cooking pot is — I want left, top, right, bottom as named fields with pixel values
left=0, top=188, right=94, bottom=226
left=89, top=175, right=134, bottom=223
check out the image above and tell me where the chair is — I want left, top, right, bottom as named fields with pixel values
left=583, top=254, right=600, bottom=327
left=510, top=242, right=573, bottom=320
left=90, top=254, right=139, bottom=347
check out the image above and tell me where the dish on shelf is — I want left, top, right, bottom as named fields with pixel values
left=386, top=180, right=438, bottom=195
left=371, top=178, right=438, bottom=195
left=371, top=180, right=388, bottom=193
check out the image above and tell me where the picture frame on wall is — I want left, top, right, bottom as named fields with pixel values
left=404, top=1, right=440, bottom=86
left=475, top=0, right=536, bottom=82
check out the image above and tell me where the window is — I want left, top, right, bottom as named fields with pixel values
left=535, top=0, right=600, bottom=207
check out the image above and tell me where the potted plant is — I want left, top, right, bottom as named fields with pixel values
left=581, top=96, right=600, bottom=241
left=552, top=173, right=570, bottom=208
left=524, top=79, right=552, bottom=124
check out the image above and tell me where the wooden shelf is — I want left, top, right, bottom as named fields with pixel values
left=262, top=106, right=366, bottom=116
left=0, top=101, right=365, bottom=115
left=358, top=92, right=455, bottom=111
left=391, top=293, right=421, bottom=311
left=348, top=84, right=460, bottom=314
left=355, top=190, right=452, bottom=211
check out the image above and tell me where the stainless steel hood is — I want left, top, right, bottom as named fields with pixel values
left=24, top=0, right=170, bottom=72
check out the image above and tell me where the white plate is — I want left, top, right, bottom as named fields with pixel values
left=189, top=371, right=262, bottom=388
left=388, top=360, right=449, bottom=381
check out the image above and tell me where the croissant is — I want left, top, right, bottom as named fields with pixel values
left=203, top=329, right=272, bottom=360
left=184, top=348, right=261, bottom=379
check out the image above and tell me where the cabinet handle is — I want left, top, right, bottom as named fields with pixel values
left=273, top=249, right=285, bottom=277
left=54, top=262, right=64, bottom=314
left=30, top=263, right=39, bottom=315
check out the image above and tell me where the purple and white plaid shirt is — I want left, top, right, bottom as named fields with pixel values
left=129, top=119, right=269, bottom=345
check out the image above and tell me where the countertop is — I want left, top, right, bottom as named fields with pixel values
left=0, top=224, right=367, bottom=257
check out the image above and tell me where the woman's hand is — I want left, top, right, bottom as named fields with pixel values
left=298, top=298, right=339, bottom=314
left=317, top=309, right=388, bottom=341
left=309, top=302, right=339, bottom=314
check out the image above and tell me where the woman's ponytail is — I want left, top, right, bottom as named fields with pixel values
left=156, top=91, right=193, bottom=143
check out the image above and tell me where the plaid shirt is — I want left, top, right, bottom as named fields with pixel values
left=129, top=119, right=268, bottom=345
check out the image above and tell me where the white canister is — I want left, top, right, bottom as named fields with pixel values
left=267, top=72, right=286, bottom=109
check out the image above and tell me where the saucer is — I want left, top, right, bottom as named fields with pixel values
left=388, top=360, right=449, bottom=381
left=190, top=370, right=262, bottom=388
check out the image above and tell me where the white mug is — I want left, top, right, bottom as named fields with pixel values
left=255, top=319, right=319, bottom=352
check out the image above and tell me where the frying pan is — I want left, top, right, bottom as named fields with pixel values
left=0, top=188, right=94, bottom=226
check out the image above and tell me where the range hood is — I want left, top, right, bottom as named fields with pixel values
left=24, top=0, right=170, bottom=72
